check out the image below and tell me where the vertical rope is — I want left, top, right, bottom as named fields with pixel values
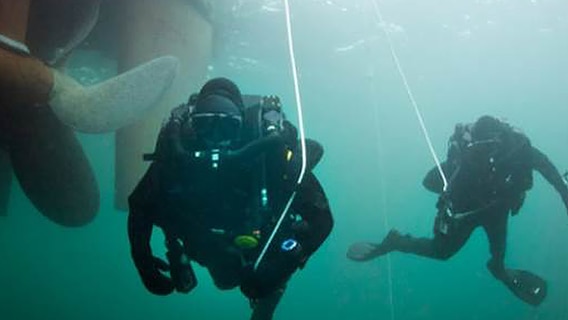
left=368, top=0, right=450, bottom=317
left=283, top=0, right=308, bottom=182
left=369, top=66, right=396, bottom=320
left=370, top=0, right=448, bottom=191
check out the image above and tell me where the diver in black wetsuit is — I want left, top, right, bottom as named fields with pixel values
left=128, top=78, right=333, bottom=320
left=348, top=115, right=568, bottom=306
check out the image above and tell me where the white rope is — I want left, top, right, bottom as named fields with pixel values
left=255, top=0, right=308, bottom=271
left=370, top=0, right=448, bottom=191
left=283, top=0, right=308, bottom=182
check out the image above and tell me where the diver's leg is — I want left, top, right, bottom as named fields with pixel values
left=250, top=286, right=285, bottom=320
left=482, top=207, right=547, bottom=306
left=483, top=208, right=509, bottom=280
left=293, top=172, right=333, bottom=258
left=348, top=215, right=477, bottom=262
left=381, top=214, right=477, bottom=260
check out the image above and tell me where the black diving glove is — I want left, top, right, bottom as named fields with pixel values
left=137, top=256, right=175, bottom=296
left=166, top=240, right=197, bottom=293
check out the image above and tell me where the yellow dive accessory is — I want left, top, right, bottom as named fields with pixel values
left=234, top=235, right=259, bottom=249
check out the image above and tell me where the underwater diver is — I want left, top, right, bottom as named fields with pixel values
left=347, top=115, right=568, bottom=306
left=128, top=78, right=333, bottom=320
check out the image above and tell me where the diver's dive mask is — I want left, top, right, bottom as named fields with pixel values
left=467, top=116, right=505, bottom=159
left=191, top=112, right=243, bottom=148
left=465, top=137, right=502, bottom=163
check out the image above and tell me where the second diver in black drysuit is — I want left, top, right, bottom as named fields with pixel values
left=347, top=115, right=568, bottom=306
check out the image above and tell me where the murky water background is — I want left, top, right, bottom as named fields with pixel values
left=1, top=1, right=567, bottom=319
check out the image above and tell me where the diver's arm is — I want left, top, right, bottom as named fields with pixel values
left=292, top=172, right=334, bottom=259
left=128, top=205, right=154, bottom=272
left=423, top=164, right=445, bottom=194
left=240, top=171, right=332, bottom=301
left=303, top=139, right=324, bottom=171
left=127, top=165, right=174, bottom=295
left=127, top=164, right=159, bottom=269
left=531, top=146, right=568, bottom=212
left=422, top=160, right=460, bottom=194
left=127, top=174, right=160, bottom=277
left=423, top=131, right=462, bottom=194
left=127, top=206, right=174, bottom=295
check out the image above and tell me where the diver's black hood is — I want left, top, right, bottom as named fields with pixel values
left=195, top=77, right=245, bottom=113
left=193, top=95, right=242, bottom=117
left=471, top=115, right=504, bottom=141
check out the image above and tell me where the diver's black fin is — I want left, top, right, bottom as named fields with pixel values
left=505, top=269, right=547, bottom=306
left=346, top=242, right=383, bottom=262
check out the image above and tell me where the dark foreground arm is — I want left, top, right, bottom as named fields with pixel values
left=423, top=166, right=444, bottom=194
left=531, top=146, right=568, bottom=213
left=293, top=172, right=334, bottom=259
left=128, top=165, right=174, bottom=295
left=240, top=164, right=333, bottom=301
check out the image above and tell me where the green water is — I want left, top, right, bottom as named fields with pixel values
left=1, top=0, right=567, bottom=319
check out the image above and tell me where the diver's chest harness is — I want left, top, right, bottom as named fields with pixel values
left=147, top=94, right=301, bottom=255
left=437, top=122, right=532, bottom=230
